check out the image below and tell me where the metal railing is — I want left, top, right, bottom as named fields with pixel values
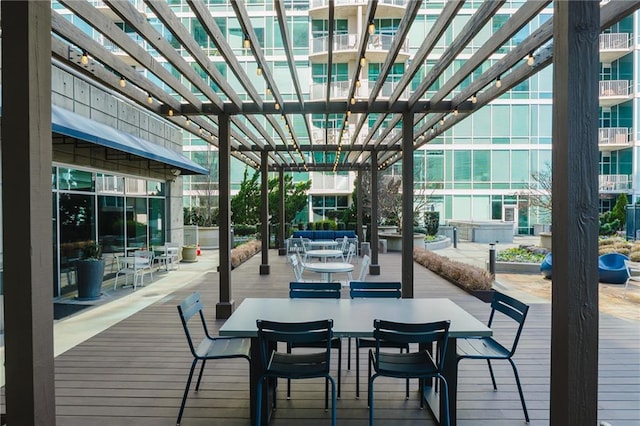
left=598, top=127, right=631, bottom=146
left=599, top=174, right=632, bottom=191
left=599, top=80, right=631, bottom=97
left=599, top=33, right=631, bottom=50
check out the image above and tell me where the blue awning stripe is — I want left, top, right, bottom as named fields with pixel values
left=52, top=105, right=208, bottom=176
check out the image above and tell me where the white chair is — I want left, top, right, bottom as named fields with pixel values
left=157, top=242, right=180, bottom=271
left=345, top=243, right=356, bottom=264
left=349, top=254, right=370, bottom=284
left=624, top=259, right=640, bottom=298
left=133, top=250, right=154, bottom=289
left=113, top=255, right=136, bottom=290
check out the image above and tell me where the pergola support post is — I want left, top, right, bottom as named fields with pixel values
left=1, top=2, right=56, bottom=424
left=216, top=114, right=234, bottom=318
left=260, top=150, right=270, bottom=274
left=401, top=112, right=415, bottom=298
left=356, top=166, right=364, bottom=245
left=550, top=2, right=600, bottom=424
left=278, top=167, right=287, bottom=256
left=369, top=152, right=380, bottom=275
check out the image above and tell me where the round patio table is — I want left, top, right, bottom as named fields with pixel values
left=302, top=261, right=354, bottom=282
left=304, top=249, right=343, bottom=262
left=306, top=240, right=340, bottom=249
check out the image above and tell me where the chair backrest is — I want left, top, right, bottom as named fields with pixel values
left=177, top=292, right=211, bottom=357
left=488, top=291, right=529, bottom=356
left=289, top=255, right=303, bottom=281
left=350, top=281, right=401, bottom=299
left=345, top=243, right=356, bottom=263
left=256, top=319, right=334, bottom=371
left=372, top=319, right=450, bottom=371
left=134, top=250, right=153, bottom=267
left=625, top=259, right=640, bottom=277
left=355, top=255, right=371, bottom=281
left=290, top=282, right=341, bottom=299
left=339, top=236, right=349, bottom=253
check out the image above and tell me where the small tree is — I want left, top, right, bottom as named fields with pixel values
left=231, top=168, right=261, bottom=225
left=518, top=162, right=552, bottom=222
left=612, top=192, right=628, bottom=226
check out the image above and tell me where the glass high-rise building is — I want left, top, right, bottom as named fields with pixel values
left=129, top=1, right=636, bottom=234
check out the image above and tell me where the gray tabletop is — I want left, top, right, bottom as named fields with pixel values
left=219, top=298, right=491, bottom=338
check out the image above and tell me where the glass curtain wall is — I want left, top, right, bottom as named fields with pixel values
left=52, top=166, right=166, bottom=297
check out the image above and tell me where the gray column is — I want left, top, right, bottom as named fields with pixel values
left=356, top=167, right=364, bottom=244
left=1, top=2, right=56, bottom=424
left=402, top=112, right=414, bottom=298
left=369, top=152, right=380, bottom=275
left=259, top=150, right=270, bottom=274
left=551, top=2, right=600, bottom=425
left=278, top=167, right=286, bottom=256
left=216, top=114, right=234, bottom=318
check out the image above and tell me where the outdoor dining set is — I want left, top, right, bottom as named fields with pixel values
left=176, top=277, right=530, bottom=426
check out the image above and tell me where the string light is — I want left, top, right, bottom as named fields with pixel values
left=439, top=117, right=445, bottom=126
left=147, top=93, right=153, bottom=104
left=275, top=102, right=280, bottom=110
left=243, top=36, right=250, bottom=49
left=471, top=93, right=477, bottom=104
left=266, top=87, right=271, bottom=96
left=495, top=75, right=502, bottom=88
left=368, top=22, right=376, bottom=35
left=185, top=117, right=191, bottom=126
left=256, top=66, right=262, bottom=76
left=355, top=80, right=361, bottom=88
left=80, top=51, right=89, bottom=65
left=350, top=97, right=356, bottom=105
left=119, top=76, right=126, bottom=88
left=453, top=108, right=458, bottom=116
left=527, top=52, right=534, bottom=66
left=168, top=109, right=174, bottom=117
left=360, top=57, right=367, bottom=67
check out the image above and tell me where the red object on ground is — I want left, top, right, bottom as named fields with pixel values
left=197, top=244, right=201, bottom=256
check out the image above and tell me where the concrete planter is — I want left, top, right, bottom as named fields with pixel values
left=539, top=232, right=552, bottom=250
left=379, top=233, right=426, bottom=252
left=76, top=259, right=105, bottom=301
left=181, top=246, right=197, bottom=263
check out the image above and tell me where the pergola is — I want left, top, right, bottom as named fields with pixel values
left=1, top=1, right=639, bottom=425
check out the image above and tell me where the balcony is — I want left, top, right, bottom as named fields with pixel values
left=310, top=33, right=409, bottom=62
left=599, top=80, right=632, bottom=107
left=599, top=33, right=632, bottom=62
left=599, top=174, right=632, bottom=192
left=310, top=80, right=358, bottom=100
left=310, top=0, right=407, bottom=18
left=599, top=127, right=632, bottom=151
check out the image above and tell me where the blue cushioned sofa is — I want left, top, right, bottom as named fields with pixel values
left=292, top=230, right=356, bottom=240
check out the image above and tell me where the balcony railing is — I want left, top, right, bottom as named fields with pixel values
left=599, top=127, right=631, bottom=147
left=599, top=174, right=632, bottom=191
left=311, top=34, right=357, bottom=53
left=310, top=81, right=360, bottom=99
left=599, top=33, right=630, bottom=50
left=599, top=80, right=631, bottom=97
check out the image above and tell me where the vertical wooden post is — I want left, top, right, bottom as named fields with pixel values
left=402, top=112, right=414, bottom=298
left=259, top=151, right=270, bottom=274
left=1, top=2, right=56, bottom=424
left=278, top=167, right=286, bottom=256
left=357, top=167, right=364, bottom=244
left=551, top=2, right=600, bottom=424
left=370, top=151, right=380, bottom=275
left=216, top=114, right=234, bottom=318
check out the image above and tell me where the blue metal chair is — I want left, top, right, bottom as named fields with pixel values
left=288, top=282, right=342, bottom=401
left=348, top=281, right=409, bottom=399
left=256, top=319, right=337, bottom=426
left=176, top=292, right=251, bottom=426
left=456, top=291, right=530, bottom=423
left=540, top=252, right=552, bottom=278
left=368, top=319, right=451, bottom=426
left=598, top=252, right=630, bottom=284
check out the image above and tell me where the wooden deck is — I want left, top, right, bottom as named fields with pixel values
left=27, top=251, right=640, bottom=425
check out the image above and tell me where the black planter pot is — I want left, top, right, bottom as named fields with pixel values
left=76, top=259, right=105, bottom=301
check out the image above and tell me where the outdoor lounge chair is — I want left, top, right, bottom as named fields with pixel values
left=456, top=291, right=530, bottom=422
left=598, top=252, right=630, bottom=284
left=256, top=319, right=337, bottom=426
left=176, top=292, right=251, bottom=426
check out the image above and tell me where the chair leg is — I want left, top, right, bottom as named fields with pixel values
left=347, top=338, right=352, bottom=370
left=256, top=376, right=264, bottom=426
left=509, top=358, right=530, bottom=422
left=329, top=376, right=337, bottom=426
left=487, top=359, right=498, bottom=390
left=337, top=343, right=342, bottom=399
left=177, top=359, right=198, bottom=426
left=356, top=339, right=361, bottom=399
left=439, top=375, right=450, bottom=426
left=195, top=359, right=206, bottom=391
left=368, top=375, right=376, bottom=426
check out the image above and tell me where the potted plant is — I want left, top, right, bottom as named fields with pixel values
left=76, top=241, right=105, bottom=301
left=182, top=245, right=198, bottom=262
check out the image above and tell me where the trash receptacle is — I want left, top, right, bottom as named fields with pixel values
left=361, top=242, right=371, bottom=257
left=379, top=239, right=387, bottom=254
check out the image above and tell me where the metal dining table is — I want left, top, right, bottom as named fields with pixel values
left=219, top=297, right=492, bottom=426
left=303, top=249, right=344, bottom=262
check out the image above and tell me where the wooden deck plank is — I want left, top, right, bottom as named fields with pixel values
left=3, top=249, right=639, bottom=425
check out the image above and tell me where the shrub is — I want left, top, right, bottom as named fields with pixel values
left=497, top=247, right=546, bottom=263
left=423, top=211, right=440, bottom=236
left=630, top=251, right=640, bottom=262
left=413, top=247, right=493, bottom=291
left=230, top=239, right=261, bottom=268
left=234, top=223, right=257, bottom=236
